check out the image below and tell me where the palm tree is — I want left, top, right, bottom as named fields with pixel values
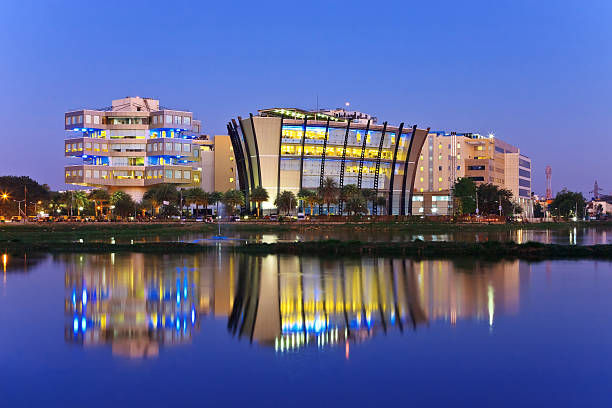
left=185, top=187, right=210, bottom=217
left=250, top=186, right=269, bottom=218
left=274, top=190, right=297, bottom=215
left=209, top=191, right=223, bottom=218
left=361, top=188, right=376, bottom=215
left=223, top=190, right=245, bottom=216
left=345, top=196, right=367, bottom=216
left=298, top=188, right=319, bottom=216
left=318, top=177, right=338, bottom=216
left=110, top=191, right=135, bottom=218
left=143, top=184, right=179, bottom=215
left=340, top=184, right=360, bottom=215
left=73, top=191, right=89, bottom=216
left=374, top=195, right=387, bottom=215
left=88, top=189, right=110, bottom=218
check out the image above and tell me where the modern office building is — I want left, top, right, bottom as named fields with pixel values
left=227, top=108, right=430, bottom=215
left=64, top=97, right=203, bottom=201
left=195, top=135, right=237, bottom=193
left=413, top=132, right=533, bottom=217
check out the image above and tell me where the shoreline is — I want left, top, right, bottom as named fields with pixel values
left=1, top=239, right=611, bottom=261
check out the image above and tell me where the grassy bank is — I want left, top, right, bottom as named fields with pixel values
left=237, top=240, right=612, bottom=261
left=0, top=220, right=608, bottom=244
left=1, top=237, right=612, bottom=261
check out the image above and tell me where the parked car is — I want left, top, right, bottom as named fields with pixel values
left=297, top=213, right=306, bottom=221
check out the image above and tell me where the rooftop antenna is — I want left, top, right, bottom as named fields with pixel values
left=545, top=165, right=552, bottom=200
left=589, top=180, right=603, bottom=200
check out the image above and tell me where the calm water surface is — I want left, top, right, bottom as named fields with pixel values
left=101, top=224, right=612, bottom=246
left=0, top=251, right=611, bottom=407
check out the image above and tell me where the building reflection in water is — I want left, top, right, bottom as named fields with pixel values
left=61, top=252, right=529, bottom=357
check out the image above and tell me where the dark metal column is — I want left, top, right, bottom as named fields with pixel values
left=400, top=125, right=418, bottom=216
left=357, top=120, right=371, bottom=188
left=318, top=119, right=330, bottom=215
left=236, top=116, right=255, bottom=206
left=387, top=123, right=404, bottom=215
left=372, top=122, right=387, bottom=215
left=298, top=117, right=307, bottom=191
left=338, top=119, right=352, bottom=215
left=228, top=121, right=249, bottom=200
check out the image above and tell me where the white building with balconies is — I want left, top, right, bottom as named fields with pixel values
left=64, top=97, right=203, bottom=201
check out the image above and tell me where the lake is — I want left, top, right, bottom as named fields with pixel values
left=0, top=251, right=610, bottom=407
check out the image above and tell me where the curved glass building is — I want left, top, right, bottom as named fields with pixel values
left=228, top=108, right=430, bottom=215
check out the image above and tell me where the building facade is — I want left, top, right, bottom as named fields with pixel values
left=228, top=108, right=430, bottom=215
left=64, top=97, right=203, bottom=201
left=196, top=135, right=237, bottom=193
left=413, top=132, right=533, bottom=217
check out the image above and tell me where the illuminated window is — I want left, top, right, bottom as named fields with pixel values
left=94, top=116, right=100, bottom=125
left=166, top=143, right=172, bottom=150
left=165, top=170, right=172, bottom=178
left=65, top=117, right=70, bottom=125
left=419, top=177, right=423, bottom=182
left=438, top=177, right=443, bottom=182
left=85, top=170, right=91, bottom=178
left=457, top=143, right=461, bottom=148
left=438, top=144, right=442, bottom=149
left=165, top=115, right=172, bottom=124
left=184, top=171, right=190, bottom=179
left=184, top=117, right=191, bottom=125
left=153, top=116, right=157, bottom=125
left=420, top=166, right=424, bottom=172
left=174, top=116, right=180, bottom=124
left=229, top=177, right=234, bottom=183
left=419, top=188, right=424, bottom=192
left=85, top=115, right=91, bottom=124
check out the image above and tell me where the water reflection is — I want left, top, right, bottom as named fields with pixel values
left=59, top=252, right=530, bottom=358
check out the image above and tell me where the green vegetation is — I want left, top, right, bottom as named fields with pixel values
left=250, top=186, right=269, bottom=218
left=549, top=189, right=586, bottom=219
left=237, top=240, right=612, bottom=260
left=223, top=189, right=245, bottom=215
left=275, top=190, right=297, bottom=215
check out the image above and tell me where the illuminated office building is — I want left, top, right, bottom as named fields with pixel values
left=227, top=108, right=430, bottom=215
left=413, top=132, right=533, bottom=217
left=64, top=97, right=203, bottom=201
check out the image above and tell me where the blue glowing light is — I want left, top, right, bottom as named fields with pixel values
left=191, top=309, right=195, bottom=325
left=73, top=317, right=79, bottom=334
left=81, top=317, right=87, bottom=332
left=82, top=289, right=87, bottom=305
left=176, top=318, right=180, bottom=331
left=72, top=289, right=76, bottom=305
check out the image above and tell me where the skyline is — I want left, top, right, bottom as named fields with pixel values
left=1, top=0, right=611, bottom=196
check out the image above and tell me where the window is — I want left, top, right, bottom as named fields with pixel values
left=78, top=115, right=83, bottom=123
left=438, top=177, right=443, bottom=182
left=93, top=170, right=99, bottom=178
left=438, top=166, right=442, bottom=171
left=174, top=115, right=180, bottom=124
left=519, top=179, right=531, bottom=188
left=519, top=159, right=531, bottom=169
left=495, top=146, right=505, bottom=153
left=94, top=115, right=100, bottom=125
left=229, top=177, right=234, bottom=183
left=147, top=144, right=152, bottom=152
left=469, top=176, right=485, bottom=181
left=184, top=170, right=190, bottom=179
left=166, top=143, right=172, bottom=151
left=85, top=115, right=91, bottom=124
left=165, top=170, right=172, bottom=178
left=78, top=170, right=83, bottom=176
left=165, top=115, right=172, bottom=124
left=519, top=169, right=530, bottom=178
left=412, top=196, right=424, bottom=202
left=175, top=143, right=181, bottom=151
left=101, top=171, right=107, bottom=178
left=468, top=165, right=486, bottom=170
left=65, top=116, right=70, bottom=125
left=153, top=144, right=158, bottom=151
left=420, top=166, right=424, bottom=172
left=419, top=177, right=423, bottom=182
left=85, top=170, right=91, bottom=178
left=183, top=144, right=190, bottom=152
left=183, top=117, right=190, bottom=125
left=153, top=116, right=157, bottom=125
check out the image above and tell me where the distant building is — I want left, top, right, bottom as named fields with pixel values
left=413, top=132, right=533, bottom=217
left=64, top=97, right=203, bottom=201
left=194, top=135, right=237, bottom=193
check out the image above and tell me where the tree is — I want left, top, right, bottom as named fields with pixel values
left=110, top=191, right=135, bottom=218
left=533, top=201, right=545, bottom=218
left=0, top=176, right=50, bottom=217
left=185, top=187, right=210, bottom=217
left=476, top=183, right=513, bottom=216
left=361, top=188, right=377, bottom=214
left=298, top=188, right=318, bottom=216
left=274, top=190, right=297, bottom=215
left=345, top=196, right=367, bottom=216
left=223, top=190, right=245, bottom=215
left=88, top=189, right=110, bottom=218
left=452, top=177, right=477, bottom=215
left=73, top=191, right=89, bottom=216
left=374, top=195, right=387, bottom=214
left=318, top=177, right=338, bottom=216
left=143, top=184, right=179, bottom=215
left=209, top=191, right=223, bottom=218
left=549, top=189, right=586, bottom=219
left=250, top=186, right=269, bottom=218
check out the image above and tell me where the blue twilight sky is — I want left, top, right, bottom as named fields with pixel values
left=0, top=0, right=610, bottom=195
